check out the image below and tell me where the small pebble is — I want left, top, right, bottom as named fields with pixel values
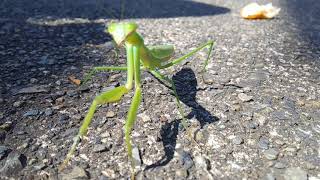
left=55, top=80, right=62, bottom=86
left=106, top=111, right=115, bottom=118
left=274, top=162, right=286, bottom=169
left=23, top=109, right=39, bottom=117
left=16, top=130, right=27, bottom=135
left=13, top=101, right=23, bottom=107
left=232, top=136, right=244, bottom=145
left=275, top=139, right=285, bottom=146
left=264, top=148, right=279, bottom=160
left=58, top=114, right=69, bottom=123
left=138, top=113, right=151, bottom=122
left=258, top=137, right=269, bottom=150
left=175, top=169, right=188, bottom=178
left=72, top=114, right=82, bottom=120
left=44, top=108, right=53, bottom=116
left=93, top=144, right=109, bottom=153
left=255, top=113, right=267, bottom=126
left=272, top=111, right=288, bottom=120
left=34, top=163, right=47, bottom=170
left=55, top=91, right=65, bottom=97
left=36, top=149, right=47, bottom=159
left=100, top=132, right=111, bottom=138
left=60, top=166, right=89, bottom=180
left=101, top=169, right=116, bottom=179
left=309, top=177, right=320, bottom=180
left=194, top=129, right=206, bottom=143
left=17, top=142, right=29, bottom=149
left=30, top=78, right=38, bottom=83
left=243, top=87, right=251, bottom=92
left=132, top=146, right=142, bottom=168
left=202, top=73, right=214, bottom=85
left=0, top=152, right=27, bottom=176
left=284, top=147, right=297, bottom=156
left=305, top=162, right=316, bottom=170
left=0, top=146, right=10, bottom=159
left=284, top=167, right=307, bottom=180
left=194, top=156, right=210, bottom=170
left=79, top=154, right=89, bottom=161
left=179, top=151, right=194, bottom=170
left=66, top=58, right=76, bottom=63
left=218, top=77, right=230, bottom=85
left=78, top=85, right=90, bottom=92
left=238, top=93, right=253, bottom=102
left=247, top=121, right=258, bottom=129
left=43, top=70, right=50, bottom=75
left=28, top=158, right=37, bottom=165
left=263, top=173, right=276, bottom=180
left=0, top=121, right=12, bottom=131
left=66, top=90, right=78, bottom=97
left=109, top=74, right=122, bottom=82
left=232, top=104, right=241, bottom=111
left=55, top=97, right=64, bottom=104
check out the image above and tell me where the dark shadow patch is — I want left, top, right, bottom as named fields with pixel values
left=145, top=119, right=180, bottom=170
left=0, top=20, right=111, bottom=95
left=0, top=0, right=230, bottom=20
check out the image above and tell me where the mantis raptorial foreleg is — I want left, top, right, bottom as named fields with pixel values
left=59, top=36, right=135, bottom=171
left=124, top=45, right=142, bottom=178
left=58, top=85, right=130, bottom=171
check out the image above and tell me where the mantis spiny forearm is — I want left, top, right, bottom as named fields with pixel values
left=59, top=22, right=214, bottom=179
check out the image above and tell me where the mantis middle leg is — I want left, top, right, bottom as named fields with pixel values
left=81, top=66, right=128, bottom=85
left=160, top=40, right=214, bottom=72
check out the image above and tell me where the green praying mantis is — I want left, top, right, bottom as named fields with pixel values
left=59, top=22, right=214, bottom=176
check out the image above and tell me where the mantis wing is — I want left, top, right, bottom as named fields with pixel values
left=147, top=45, right=174, bottom=62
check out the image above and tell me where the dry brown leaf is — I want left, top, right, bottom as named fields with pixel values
left=68, top=75, right=81, bottom=85
left=241, top=3, right=281, bottom=19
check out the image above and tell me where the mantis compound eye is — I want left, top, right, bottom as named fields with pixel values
left=107, top=22, right=138, bottom=46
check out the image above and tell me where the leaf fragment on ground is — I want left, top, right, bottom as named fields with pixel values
left=240, top=3, right=281, bottom=19
left=68, top=75, right=81, bottom=85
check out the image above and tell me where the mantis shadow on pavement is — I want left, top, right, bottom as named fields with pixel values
left=173, top=68, right=219, bottom=128
left=145, top=68, right=219, bottom=170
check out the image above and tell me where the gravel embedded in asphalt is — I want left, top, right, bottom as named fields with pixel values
left=0, top=0, right=319, bottom=179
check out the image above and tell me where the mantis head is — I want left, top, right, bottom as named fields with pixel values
left=107, top=22, right=138, bottom=46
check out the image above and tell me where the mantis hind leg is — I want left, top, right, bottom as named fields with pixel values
left=160, top=40, right=214, bottom=72
left=58, top=85, right=129, bottom=171
left=149, top=70, right=188, bottom=129
left=81, top=66, right=128, bottom=85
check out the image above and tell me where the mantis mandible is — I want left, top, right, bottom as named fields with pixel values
left=59, top=22, right=214, bottom=176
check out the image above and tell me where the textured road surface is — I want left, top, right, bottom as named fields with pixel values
left=0, top=0, right=319, bottom=179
